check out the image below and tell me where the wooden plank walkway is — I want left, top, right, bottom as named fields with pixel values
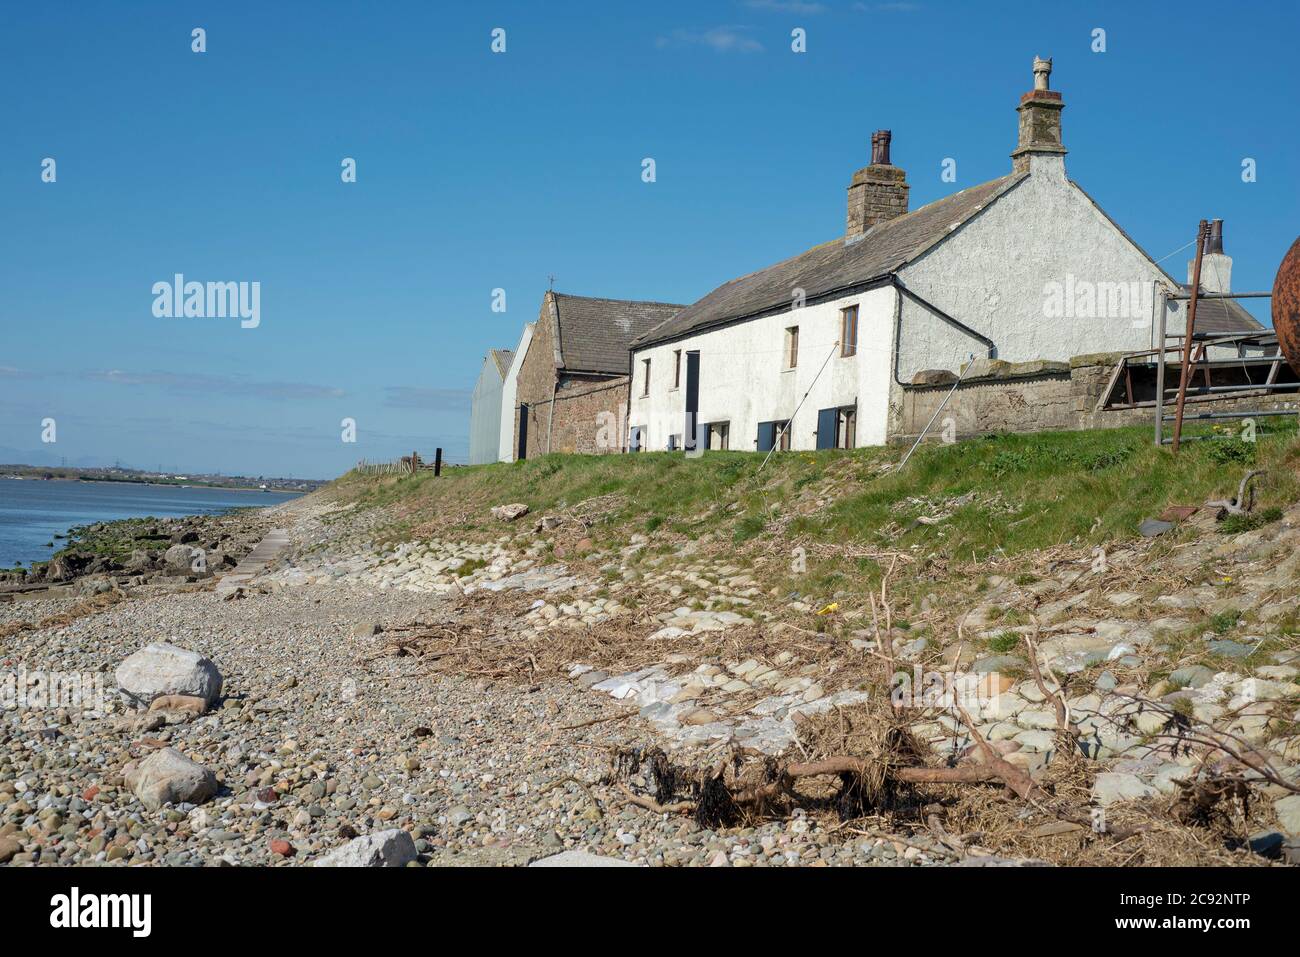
left=215, top=528, right=290, bottom=595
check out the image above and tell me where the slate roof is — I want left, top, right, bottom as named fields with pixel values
left=552, top=293, right=686, bottom=375
left=489, top=349, right=514, bottom=378
left=633, top=174, right=1026, bottom=348
left=1175, top=286, right=1265, bottom=336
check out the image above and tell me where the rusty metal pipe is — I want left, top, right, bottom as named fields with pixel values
left=1171, top=220, right=1210, bottom=453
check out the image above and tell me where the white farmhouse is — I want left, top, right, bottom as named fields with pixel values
left=626, top=58, right=1259, bottom=453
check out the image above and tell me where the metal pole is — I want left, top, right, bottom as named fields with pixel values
left=1154, top=286, right=1167, bottom=446
left=434, top=448, right=442, bottom=476
left=758, top=340, right=840, bottom=472
left=1171, top=221, right=1210, bottom=453
left=898, top=353, right=975, bottom=471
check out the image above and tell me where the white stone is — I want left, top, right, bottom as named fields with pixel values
left=1275, top=795, right=1300, bottom=836
left=1092, top=772, right=1158, bottom=806
left=125, top=747, right=218, bottom=812
left=314, top=828, right=418, bottom=867
left=115, top=642, right=223, bottom=708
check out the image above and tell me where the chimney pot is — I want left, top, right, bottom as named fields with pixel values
left=1190, top=218, right=1232, bottom=293
left=1207, top=218, right=1224, bottom=255
left=1032, top=56, right=1052, bottom=91
left=1011, top=56, right=1067, bottom=174
left=875, top=129, right=892, bottom=166
left=846, top=129, right=909, bottom=238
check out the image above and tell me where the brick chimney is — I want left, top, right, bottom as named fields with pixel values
left=1011, top=56, right=1067, bottom=175
left=846, top=130, right=909, bottom=238
left=1191, top=219, right=1233, bottom=294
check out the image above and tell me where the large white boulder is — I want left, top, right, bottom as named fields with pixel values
left=125, top=747, right=218, bottom=811
left=314, top=829, right=417, bottom=867
left=116, top=642, right=223, bottom=709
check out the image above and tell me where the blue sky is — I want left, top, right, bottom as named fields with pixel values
left=2, top=0, right=1296, bottom=478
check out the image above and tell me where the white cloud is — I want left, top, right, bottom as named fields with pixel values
left=382, top=386, right=471, bottom=411
left=853, top=2, right=921, bottom=11
left=744, top=0, right=828, bottom=13
left=86, top=369, right=346, bottom=401
left=657, top=26, right=765, bottom=54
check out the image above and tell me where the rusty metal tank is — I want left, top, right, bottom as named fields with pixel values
left=1274, top=236, right=1300, bottom=373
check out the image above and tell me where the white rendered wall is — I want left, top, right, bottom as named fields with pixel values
left=497, top=323, right=534, bottom=462
left=628, top=286, right=897, bottom=452
left=898, top=156, right=1178, bottom=372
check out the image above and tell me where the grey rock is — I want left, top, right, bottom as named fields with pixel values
left=973, top=654, right=1024, bottom=674
left=162, top=543, right=200, bottom=573
left=1169, top=665, right=1215, bottom=689
left=1139, top=519, right=1174, bottom=537
left=314, top=828, right=417, bottom=867
left=116, top=642, right=222, bottom=708
left=1092, top=772, right=1158, bottom=806
left=1208, top=639, right=1253, bottom=659
left=1274, top=794, right=1300, bottom=836
left=125, top=748, right=218, bottom=812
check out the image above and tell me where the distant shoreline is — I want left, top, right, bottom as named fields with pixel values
left=0, top=465, right=323, bottom=493
left=0, top=475, right=302, bottom=493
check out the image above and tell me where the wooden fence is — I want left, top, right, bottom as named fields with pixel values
left=354, top=448, right=445, bottom=477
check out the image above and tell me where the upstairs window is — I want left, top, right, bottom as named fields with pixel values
left=785, top=326, right=799, bottom=369
left=641, top=358, right=651, bottom=396
left=673, top=350, right=682, bottom=388
left=841, top=306, right=858, bottom=357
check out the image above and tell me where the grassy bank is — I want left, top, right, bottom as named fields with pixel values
left=330, top=421, right=1300, bottom=563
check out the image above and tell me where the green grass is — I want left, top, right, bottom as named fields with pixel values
left=329, top=421, right=1300, bottom=563
left=805, top=421, right=1300, bottom=560
left=985, top=631, right=1022, bottom=654
left=1208, top=609, right=1241, bottom=635
left=1219, top=506, right=1283, bottom=535
left=452, top=556, right=488, bottom=577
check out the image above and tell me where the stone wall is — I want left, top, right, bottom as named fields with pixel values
left=889, top=354, right=1300, bottom=444
left=543, top=377, right=630, bottom=455
left=511, top=293, right=629, bottom=457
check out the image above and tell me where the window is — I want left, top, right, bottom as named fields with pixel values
left=779, top=422, right=792, bottom=451
left=673, top=350, right=682, bottom=389
left=641, top=358, right=651, bottom=396
left=785, top=326, right=799, bottom=369
left=629, top=425, right=646, bottom=452
left=668, top=433, right=681, bottom=451
left=840, top=306, right=858, bottom=357
left=705, top=421, right=730, bottom=451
